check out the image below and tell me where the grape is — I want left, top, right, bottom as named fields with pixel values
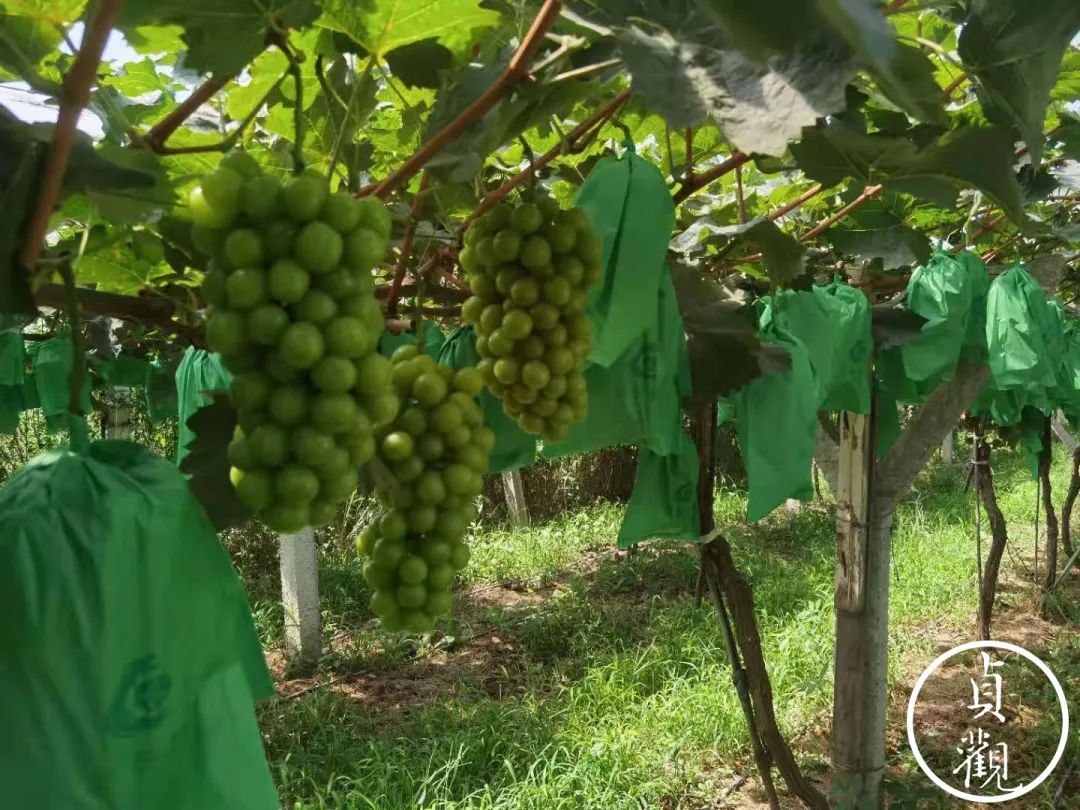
left=190, top=155, right=397, bottom=534
left=460, top=194, right=596, bottom=441
left=357, top=350, right=492, bottom=632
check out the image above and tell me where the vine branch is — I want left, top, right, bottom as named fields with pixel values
left=20, top=0, right=123, bottom=280
left=387, top=173, right=431, bottom=316
left=35, top=284, right=204, bottom=345
left=672, top=152, right=752, bottom=205
left=140, top=74, right=234, bottom=152
left=369, top=0, right=564, bottom=200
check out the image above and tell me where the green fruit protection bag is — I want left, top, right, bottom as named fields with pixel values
left=33, top=334, right=93, bottom=433
left=539, top=144, right=698, bottom=545
left=97, top=354, right=152, bottom=388
left=146, top=357, right=179, bottom=425
left=971, top=266, right=1073, bottom=477
left=736, top=298, right=819, bottom=522
left=0, top=329, right=24, bottom=434
left=438, top=326, right=537, bottom=473
left=877, top=250, right=989, bottom=408
left=734, top=283, right=872, bottom=520
left=574, top=142, right=676, bottom=368
left=0, top=439, right=278, bottom=810
left=175, top=347, right=232, bottom=465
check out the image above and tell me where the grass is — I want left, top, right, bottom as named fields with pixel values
left=250, top=446, right=1080, bottom=809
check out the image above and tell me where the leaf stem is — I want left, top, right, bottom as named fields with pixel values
left=59, top=261, right=85, bottom=416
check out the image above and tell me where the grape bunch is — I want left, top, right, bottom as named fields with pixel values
left=459, top=196, right=601, bottom=442
left=355, top=345, right=494, bottom=633
left=190, top=151, right=399, bottom=533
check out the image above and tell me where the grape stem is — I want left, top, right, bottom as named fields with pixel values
left=280, top=37, right=306, bottom=175
left=19, top=0, right=122, bottom=282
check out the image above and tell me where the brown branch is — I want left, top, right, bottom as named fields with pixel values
left=941, top=73, right=968, bottom=99
left=672, top=152, right=752, bottom=205
left=386, top=173, right=431, bottom=316
left=461, top=89, right=631, bottom=229
left=142, top=74, right=233, bottom=152
left=981, top=232, right=1021, bottom=263
left=772, top=184, right=826, bottom=224
left=370, top=0, right=563, bottom=200
left=19, top=0, right=123, bottom=278
left=884, top=0, right=912, bottom=13
left=36, top=284, right=203, bottom=345
left=800, top=184, right=883, bottom=242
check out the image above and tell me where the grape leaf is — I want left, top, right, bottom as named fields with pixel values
left=585, top=0, right=854, bottom=156
left=791, top=124, right=1032, bottom=228
left=670, top=261, right=791, bottom=398
left=958, top=0, right=1080, bottom=161
left=76, top=244, right=172, bottom=294
left=179, top=392, right=251, bottom=531
left=827, top=219, right=931, bottom=270
left=385, top=38, right=454, bottom=88
left=692, top=0, right=945, bottom=127
left=119, top=0, right=321, bottom=76
left=713, top=218, right=807, bottom=286
left=0, top=12, right=63, bottom=94
left=319, top=0, right=500, bottom=58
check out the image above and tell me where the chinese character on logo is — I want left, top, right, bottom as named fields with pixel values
left=953, top=728, right=1011, bottom=791
left=952, top=651, right=1018, bottom=795
left=968, top=652, right=1006, bottom=724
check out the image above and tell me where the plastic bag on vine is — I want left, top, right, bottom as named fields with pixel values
left=32, top=334, right=93, bottom=433
left=0, top=438, right=278, bottom=810
left=175, top=347, right=231, bottom=465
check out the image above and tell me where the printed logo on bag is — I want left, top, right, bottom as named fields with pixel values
left=109, top=654, right=172, bottom=736
left=906, top=641, right=1069, bottom=803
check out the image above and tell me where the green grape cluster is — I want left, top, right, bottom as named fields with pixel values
left=190, top=151, right=399, bottom=533
left=459, top=196, right=600, bottom=442
left=355, top=345, right=493, bottom=633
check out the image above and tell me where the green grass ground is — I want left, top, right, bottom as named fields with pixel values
left=247, top=447, right=1080, bottom=809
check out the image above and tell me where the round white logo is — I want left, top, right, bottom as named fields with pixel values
left=906, top=640, right=1069, bottom=803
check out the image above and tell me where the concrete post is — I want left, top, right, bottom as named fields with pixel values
left=502, top=470, right=530, bottom=528
left=279, top=528, right=321, bottom=661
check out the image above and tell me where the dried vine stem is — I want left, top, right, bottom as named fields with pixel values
left=19, top=0, right=123, bottom=279
left=370, top=0, right=564, bottom=200
left=462, top=89, right=631, bottom=229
